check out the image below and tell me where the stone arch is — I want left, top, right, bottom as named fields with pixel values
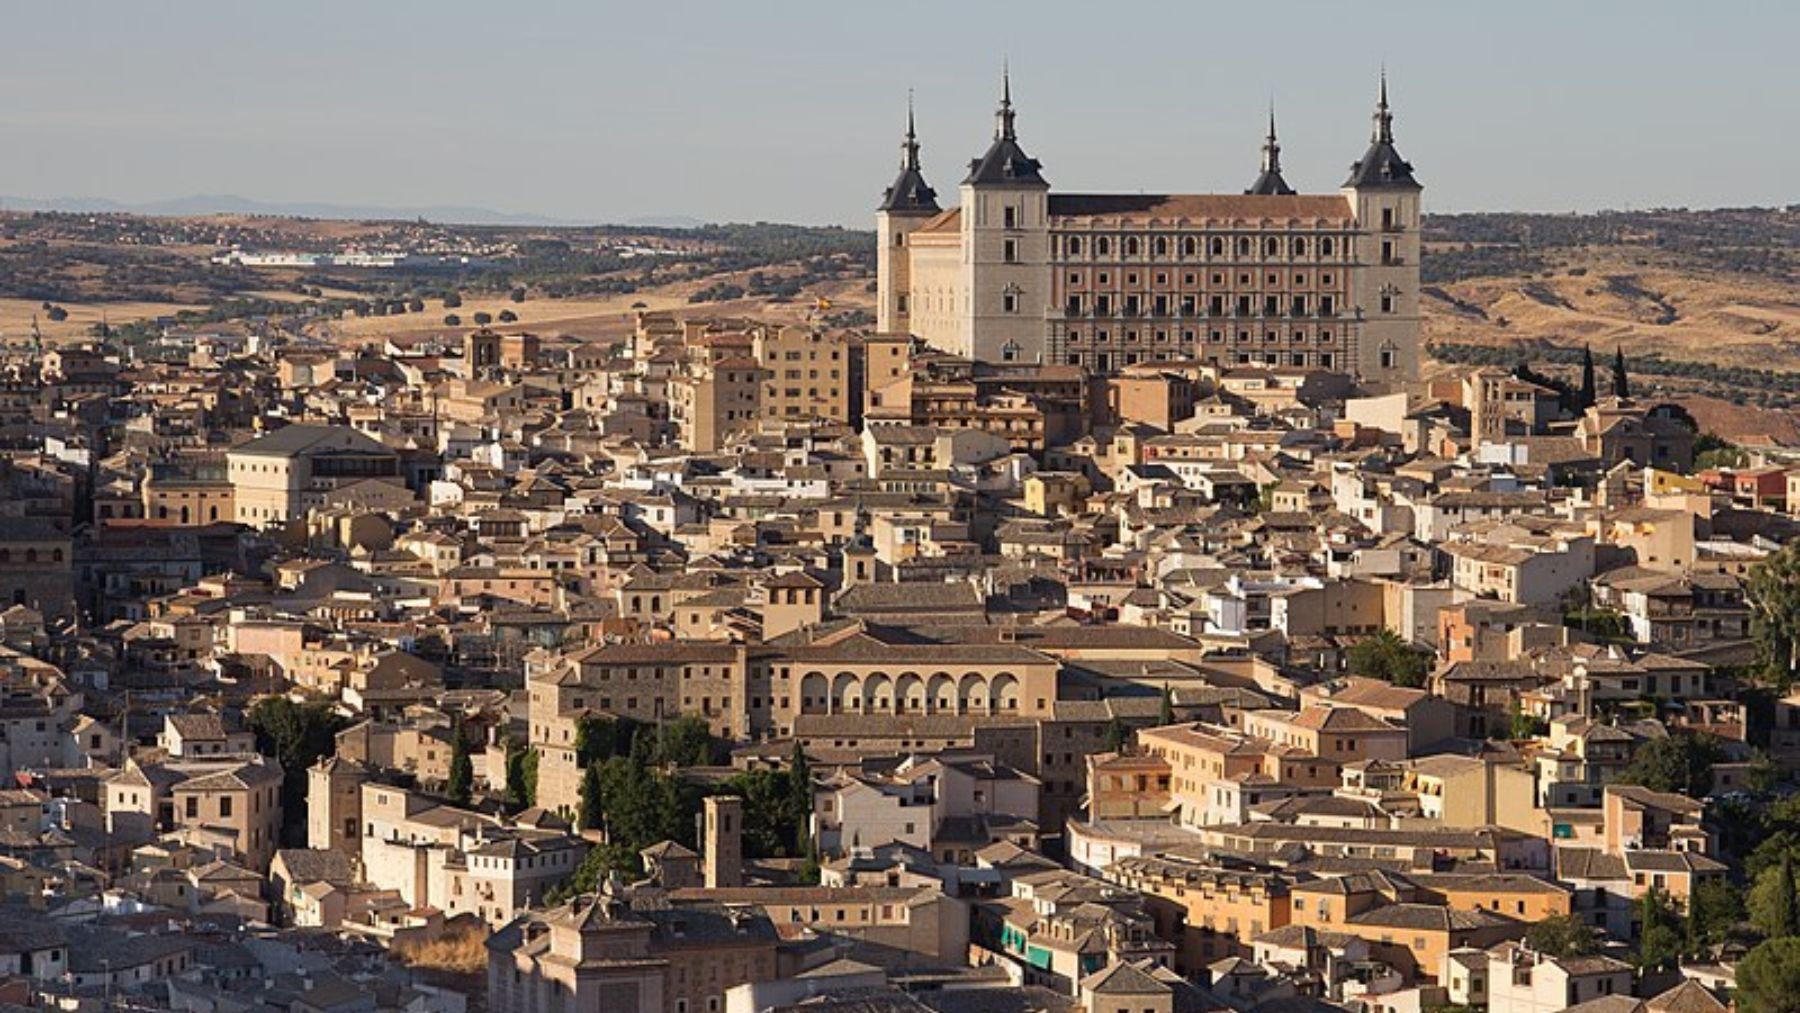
left=927, top=673, right=955, bottom=714
left=991, top=673, right=1021, bottom=713
left=958, top=673, right=988, bottom=714
left=896, top=673, right=925, bottom=712
left=832, top=672, right=860, bottom=713
left=800, top=672, right=828, bottom=714
left=864, top=673, right=894, bottom=712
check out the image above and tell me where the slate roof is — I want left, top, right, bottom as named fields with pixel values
left=964, top=81, right=1047, bottom=188
left=879, top=111, right=940, bottom=214
left=1343, top=79, right=1422, bottom=190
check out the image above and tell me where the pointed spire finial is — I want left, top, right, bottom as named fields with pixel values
left=900, top=90, right=921, bottom=171
left=1262, top=101, right=1282, bottom=175
left=1373, top=67, right=1394, bottom=144
left=996, top=60, right=1016, bottom=141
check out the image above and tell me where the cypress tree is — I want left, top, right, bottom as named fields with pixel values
left=1780, top=853, right=1800, bottom=938
left=1580, top=345, right=1597, bottom=409
left=788, top=740, right=813, bottom=852
left=579, top=762, right=604, bottom=835
left=1613, top=346, right=1630, bottom=398
left=447, top=721, right=474, bottom=805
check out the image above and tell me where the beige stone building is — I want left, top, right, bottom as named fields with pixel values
left=107, top=755, right=285, bottom=871
left=877, top=73, right=1423, bottom=389
left=752, top=323, right=850, bottom=423
left=486, top=887, right=779, bottom=1013
left=356, top=781, right=587, bottom=929
left=527, top=629, right=1060, bottom=819
left=226, top=424, right=405, bottom=527
left=668, top=341, right=765, bottom=454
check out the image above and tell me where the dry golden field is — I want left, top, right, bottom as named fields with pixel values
left=1423, top=246, right=1800, bottom=371
left=0, top=296, right=205, bottom=344
left=306, top=274, right=876, bottom=346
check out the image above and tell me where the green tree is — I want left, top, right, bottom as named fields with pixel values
left=1694, top=433, right=1750, bottom=471
left=576, top=715, right=639, bottom=767
left=796, top=844, right=822, bottom=885
left=1509, top=700, right=1548, bottom=739
left=1525, top=913, right=1600, bottom=957
left=1637, top=887, right=1681, bottom=971
left=724, top=769, right=800, bottom=858
left=549, top=841, right=640, bottom=902
left=442, top=292, right=462, bottom=308
left=1749, top=542, right=1800, bottom=688
left=1346, top=629, right=1429, bottom=688
left=472, top=311, right=493, bottom=326
left=1751, top=831, right=1800, bottom=884
left=1102, top=719, right=1131, bottom=753
left=447, top=721, right=474, bottom=805
left=1751, top=750, right=1784, bottom=793
left=1613, top=345, right=1630, bottom=398
left=1773, top=855, right=1800, bottom=939
left=1580, top=344, right=1597, bottom=409
left=788, top=741, right=813, bottom=854
left=643, top=715, right=718, bottom=767
left=510, top=287, right=527, bottom=303
left=578, top=762, right=604, bottom=834
left=505, top=739, right=538, bottom=810
left=443, top=313, right=461, bottom=326
left=1614, top=732, right=1723, bottom=798
left=1737, top=937, right=1800, bottom=1013
left=498, top=309, right=518, bottom=323
left=246, top=696, right=351, bottom=847
left=1689, top=877, right=1748, bottom=947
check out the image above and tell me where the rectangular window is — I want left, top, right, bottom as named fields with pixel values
left=1003, top=239, right=1017, bottom=263
left=1003, top=206, right=1017, bottom=229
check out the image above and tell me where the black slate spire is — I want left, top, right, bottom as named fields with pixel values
left=878, top=92, right=940, bottom=213
left=1246, top=104, right=1297, bottom=196
left=1344, top=70, right=1421, bottom=190
left=964, top=64, right=1048, bottom=188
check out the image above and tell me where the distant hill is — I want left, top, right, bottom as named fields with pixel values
left=1421, top=207, right=1799, bottom=368
left=0, top=193, right=711, bottom=228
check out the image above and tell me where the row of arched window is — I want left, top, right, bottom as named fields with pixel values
left=1062, top=235, right=1339, bottom=259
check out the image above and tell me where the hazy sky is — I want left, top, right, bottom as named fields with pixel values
left=4, top=1, right=1795, bottom=226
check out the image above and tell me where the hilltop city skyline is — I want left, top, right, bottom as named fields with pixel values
left=0, top=8, right=1797, bottom=1013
